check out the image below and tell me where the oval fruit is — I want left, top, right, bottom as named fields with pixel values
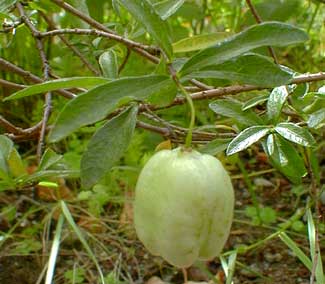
left=134, top=147, right=234, bottom=268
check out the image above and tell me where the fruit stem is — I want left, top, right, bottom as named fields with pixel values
left=167, top=62, right=195, bottom=148
left=178, top=83, right=195, bottom=148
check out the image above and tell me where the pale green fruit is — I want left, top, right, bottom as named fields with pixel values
left=134, top=147, right=234, bottom=268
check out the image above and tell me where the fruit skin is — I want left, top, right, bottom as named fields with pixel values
left=134, top=147, right=234, bottom=268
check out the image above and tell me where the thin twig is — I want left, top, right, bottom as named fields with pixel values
left=16, top=2, right=52, bottom=161
left=0, top=115, right=25, bottom=134
left=40, top=12, right=100, bottom=75
left=245, top=0, right=279, bottom=63
left=0, top=79, right=25, bottom=90
left=118, top=48, right=131, bottom=74
left=50, top=0, right=160, bottom=64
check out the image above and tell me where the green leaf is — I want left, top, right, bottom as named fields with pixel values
left=172, top=32, right=229, bottom=53
left=0, top=151, right=9, bottom=177
left=61, top=201, right=105, bottom=284
left=7, top=148, right=26, bottom=177
left=184, top=53, right=292, bottom=87
left=180, top=21, right=308, bottom=76
left=19, top=170, right=79, bottom=184
left=209, top=99, right=263, bottom=126
left=242, top=94, right=268, bottom=111
left=244, top=0, right=302, bottom=23
left=45, top=214, right=64, bottom=284
left=227, top=126, right=270, bottom=155
left=119, top=0, right=173, bottom=58
left=48, top=75, right=176, bottom=142
left=154, top=0, right=185, bottom=20
left=307, top=209, right=324, bottom=284
left=263, top=134, right=307, bottom=184
left=198, top=138, right=231, bottom=155
left=99, top=50, right=118, bottom=79
left=0, top=0, right=17, bottom=12
left=0, top=135, right=13, bottom=158
left=279, top=232, right=312, bottom=271
left=80, top=106, right=138, bottom=189
left=308, top=108, right=325, bottom=129
left=3, top=77, right=109, bottom=101
left=38, top=149, right=63, bottom=171
left=274, top=122, right=316, bottom=147
left=267, top=86, right=289, bottom=122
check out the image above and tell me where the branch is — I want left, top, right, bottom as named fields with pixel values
left=40, top=12, right=100, bottom=76
left=161, top=72, right=325, bottom=109
left=0, top=116, right=25, bottom=134
left=0, top=57, right=75, bottom=99
left=0, top=79, right=25, bottom=90
left=40, top=29, right=158, bottom=57
left=50, top=0, right=160, bottom=64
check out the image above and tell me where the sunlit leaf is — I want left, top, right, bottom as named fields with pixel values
left=0, top=0, right=17, bottom=12
left=307, top=108, right=325, bottom=129
left=99, top=50, right=118, bottom=79
left=154, top=0, right=185, bottom=20
left=267, top=86, right=289, bottom=122
left=227, top=126, right=270, bottom=155
left=274, top=122, right=316, bottom=147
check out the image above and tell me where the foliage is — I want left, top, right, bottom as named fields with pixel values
left=0, top=0, right=324, bottom=283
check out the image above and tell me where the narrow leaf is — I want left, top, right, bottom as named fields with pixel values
left=263, top=134, right=307, bottom=184
left=227, top=126, right=270, bottom=155
left=308, top=108, right=325, bottom=129
left=38, top=149, right=63, bottom=171
left=61, top=201, right=105, bottom=284
left=19, top=170, right=79, bottom=184
left=307, top=208, right=316, bottom=260
left=7, top=148, right=26, bottom=177
left=0, top=0, right=17, bottom=12
left=275, top=122, right=316, bottom=147
left=45, top=214, right=64, bottom=284
left=279, top=232, right=312, bottom=271
left=185, top=53, right=292, bottom=87
left=172, top=32, right=229, bottom=53
left=267, top=86, right=289, bottom=122
left=180, top=21, right=308, bottom=76
left=119, top=0, right=172, bottom=58
left=80, top=106, right=138, bottom=189
left=3, top=77, right=109, bottom=101
left=154, top=0, right=185, bottom=20
left=99, top=50, right=118, bottom=79
left=48, top=75, right=176, bottom=142
left=209, top=99, right=263, bottom=126
left=242, top=94, right=268, bottom=111
left=0, top=135, right=13, bottom=158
